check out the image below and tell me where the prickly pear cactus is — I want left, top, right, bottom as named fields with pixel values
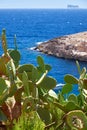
left=1, top=29, right=87, bottom=130
left=66, top=110, right=87, bottom=130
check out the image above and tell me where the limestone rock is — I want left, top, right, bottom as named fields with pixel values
left=35, top=32, right=87, bottom=61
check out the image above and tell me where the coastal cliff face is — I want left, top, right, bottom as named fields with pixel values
left=36, top=32, right=87, bottom=61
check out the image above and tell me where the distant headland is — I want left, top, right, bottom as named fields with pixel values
left=67, top=5, right=79, bottom=9
left=35, top=32, right=87, bottom=61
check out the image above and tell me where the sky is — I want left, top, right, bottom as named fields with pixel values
left=0, top=0, right=87, bottom=9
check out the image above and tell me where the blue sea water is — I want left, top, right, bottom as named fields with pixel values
left=0, top=9, right=87, bottom=94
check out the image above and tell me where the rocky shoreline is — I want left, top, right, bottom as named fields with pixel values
left=35, top=32, right=87, bottom=61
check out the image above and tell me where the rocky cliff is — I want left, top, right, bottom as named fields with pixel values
left=35, top=32, right=87, bottom=61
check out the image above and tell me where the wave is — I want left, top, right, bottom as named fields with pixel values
left=54, top=83, right=65, bottom=90
left=79, top=22, right=82, bottom=25
left=66, top=21, right=70, bottom=24
left=28, top=47, right=36, bottom=50
left=36, top=41, right=43, bottom=45
left=36, top=41, right=47, bottom=45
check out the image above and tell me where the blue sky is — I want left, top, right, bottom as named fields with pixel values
left=0, top=0, right=87, bottom=9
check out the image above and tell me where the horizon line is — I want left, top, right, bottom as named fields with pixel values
left=0, top=7, right=87, bottom=9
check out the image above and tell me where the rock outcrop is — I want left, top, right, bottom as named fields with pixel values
left=35, top=32, right=87, bottom=61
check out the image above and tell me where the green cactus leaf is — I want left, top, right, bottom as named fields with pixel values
left=17, top=64, right=34, bottom=80
left=56, top=120, right=64, bottom=129
left=0, top=58, right=7, bottom=76
left=0, top=53, right=11, bottom=76
left=83, top=79, right=87, bottom=90
left=37, top=56, right=45, bottom=72
left=9, top=83, right=17, bottom=97
left=6, top=59, right=16, bottom=79
left=37, top=55, right=45, bottom=67
left=0, top=78, right=7, bottom=95
left=65, top=101, right=80, bottom=112
left=9, top=50, right=20, bottom=67
left=58, top=92, right=65, bottom=104
left=7, top=50, right=20, bottom=67
left=64, top=74, right=78, bottom=84
left=38, top=76, right=57, bottom=90
left=18, top=64, right=34, bottom=73
left=62, top=83, right=73, bottom=94
left=32, top=67, right=38, bottom=82
left=7, top=49, right=13, bottom=53
left=22, top=71, right=30, bottom=96
left=77, top=94, right=83, bottom=107
left=85, top=73, right=87, bottom=78
left=0, top=109, right=7, bottom=121
left=68, top=94, right=78, bottom=104
left=9, top=50, right=20, bottom=62
left=80, top=67, right=86, bottom=79
left=28, top=80, right=34, bottom=91
left=45, top=64, right=52, bottom=71
left=71, top=128, right=78, bottom=130
left=0, top=90, right=9, bottom=105
left=37, top=107, right=52, bottom=125
left=1, top=29, right=8, bottom=55
left=66, top=110, right=87, bottom=130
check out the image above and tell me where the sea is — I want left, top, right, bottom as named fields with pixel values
left=0, top=9, right=87, bottom=94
